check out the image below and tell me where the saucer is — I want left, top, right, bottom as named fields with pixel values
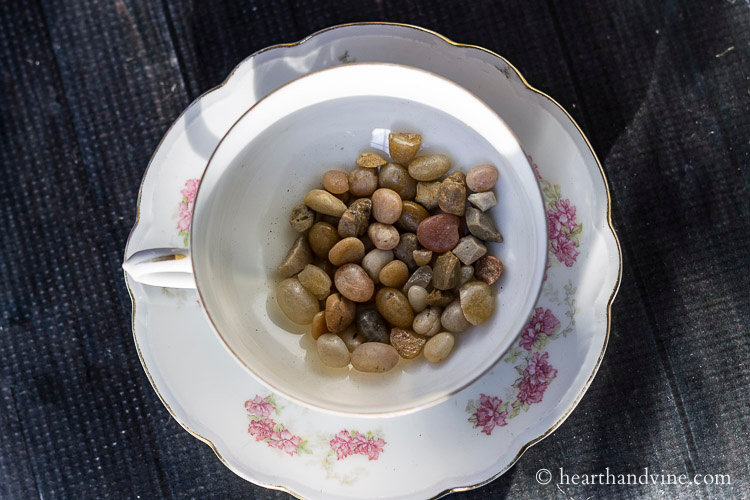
left=124, top=23, right=621, bottom=499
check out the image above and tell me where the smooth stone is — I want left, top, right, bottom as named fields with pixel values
left=379, top=163, right=417, bottom=200
left=356, top=152, right=387, bottom=168
left=328, top=237, right=365, bottom=266
left=412, top=306, right=442, bottom=336
left=348, top=167, right=378, bottom=196
left=393, top=232, right=418, bottom=271
left=417, top=214, right=461, bottom=253
left=334, top=264, right=375, bottom=302
left=407, top=285, right=429, bottom=313
left=474, top=256, right=504, bottom=285
left=424, top=332, right=455, bottom=363
left=432, top=252, right=461, bottom=290
left=425, top=288, right=457, bottom=307
left=337, top=198, right=372, bottom=238
left=402, top=265, right=433, bottom=294
left=289, top=203, right=315, bottom=232
left=408, top=154, right=451, bottom=181
left=325, top=293, right=356, bottom=332
left=317, top=333, right=351, bottom=368
left=413, top=249, right=433, bottom=267
left=311, top=311, right=329, bottom=340
left=297, top=264, right=332, bottom=300
left=375, top=288, right=414, bottom=329
left=276, top=278, right=319, bottom=324
left=468, top=191, right=497, bottom=212
left=303, top=189, right=347, bottom=216
left=379, top=260, right=409, bottom=288
left=371, top=188, right=403, bottom=224
left=459, top=281, right=495, bottom=325
left=368, top=223, right=400, bottom=250
left=361, top=248, right=394, bottom=284
left=351, top=343, right=399, bottom=373
left=356, top=308, right=390, bottom=343
left=396, top=201, right=429, bottom=233
left=277, top=235, right=313, bottom=278
left=308, top=222, right=341, bottom=259
left=388, top=132, right=422, bottom=165
left=465, top=207, right=504, bottom=243
left=437, top=171, right=467, bottom=216
left=459, top=265, right=475, bottom=286
left=322, top=170, right=349, bottom=194
left=452, top=235, right=487, bottom=265
left=441, top=300, right=472, bottom=333
left=338, top=325, right=363, bottom=352
left=415, top=181, right=441, bottom=210
left=466, top=164, right=499, bottom=192
left=390, top=328, right=427, bottom=359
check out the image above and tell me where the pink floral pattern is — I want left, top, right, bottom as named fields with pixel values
left=468, top=394, right=509, bottom=435
left=329, top=430, right=387, bottom=461
left=245, top=394, right=310, bottom=456
left=520, top=307, right=561, bottom=351
left=177, top=178, right=200, bottom=246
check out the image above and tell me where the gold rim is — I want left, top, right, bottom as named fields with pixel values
left=124, top=21, right=623, bottom=499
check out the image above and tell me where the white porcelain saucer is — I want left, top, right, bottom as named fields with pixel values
left=124, top=23, right=621, bottom=499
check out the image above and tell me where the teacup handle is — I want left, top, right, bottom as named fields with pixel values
left=122, top=248, right=196, bottom=289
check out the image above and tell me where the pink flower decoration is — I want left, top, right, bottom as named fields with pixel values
left=247, top=418, right=275, bottom=442
left=329, top=430, right=354, bottom=460
left=245, top=395, right=275, bottom=418
left=519, top=308, right=560, bottom=351
left=351, top=433, right=386, bottom=461
left=474, top=394, right=509, bottom=435
left=528, top=155, right=543, bottom=180
left=517, top=379, right=549, bottom=405
left=525, top=352, right=558, bottom=384
left=268, top=429, right=302, bottom=456
left=180, top=178, right=199, bottom=202
left=551, top=235, right=580, bottom=267
left=176, top=178, right=200, bottom=236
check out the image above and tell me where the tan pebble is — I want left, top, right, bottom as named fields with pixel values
left=416, top=214, right=460, bottom=253
left=425, top=288, right=457, bottom=307
left=337, top=198, right=371, bottom=238
left=297, top=264, right=332, bottom=300
left=389, top=132, right=422, bottom=165
left=334, top=264, right=375, bottom=302
left=474, top=256, right=504, bottom=285
left=277, top=235, right=313, bottom=278
left=424, top=332, right=455, bottom=363
left=393, top=233, right=418, bottom=270
left=325, top=293, right=356, bottom=332
left=459, top=281, right=495, bottom=325
left=338, top=325, right=363, bottom=352
left=368, top=222, right=400, bottom=250
left=356, top=152, right=387, bottom=168
left=379, top=163, right=417, bottom=200
left=413, top=249, right=433, bottom=267
left=348, top=167, right=379, bottom=196
left=407, top=285, right=429, bottom=313
left=379, top=260, right=409, bottom=288
left=390, top=328, right=427, bottom=359
left=351, top=343, right=399, bottom=373
left=276, top=277, right=319, bottom=324
left=441, top=300, right=471, bottom=333
left=466, top=164, right=499, bottom=192
left=415, top=181, right=441, bottom=210
left=308, top=222, right=341, bottom=259
left=317, top=333, right=351, bottom=368
left=459, top=265, right=475, bottom=286
left=396, top=200, right=429, bottom=233
left=361, top=248, right=394, bottom=283
left=375, top=288, right=414, bottom=329
left=289, top=203, right=315, bottom=232
left=438, top=171, right=467, bottom=216
left=452, top=235, right=487, bottom=266
left=371, top=188, right=403, bottom=224
left=322, top=170, right=350, bottom=194
left=431, top=251, right=461, bottom=290
left=328, top=237, right=365, bottom=266
left=303, top=189, right=347, bottom=216
left=412, top=306, right=442, bottom=336
left=408, top=154, right=451, bottom=181
left=311, top=311, right=329, bottom=340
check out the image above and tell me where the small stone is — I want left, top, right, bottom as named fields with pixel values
left=297, top=264, right=332, bottom=300
left=361, top=248, right=394, bottom=284
left=466, top=164, right=499, bottom=192
left=334, top=264, right=375, bottom=302
left=408, top=154, right=451, bottom=181
left=289, top=203, right=315, bottom=232
left=303, top=189, right=347, bottom=217
left=322, top=170, right=349, bottom=194
left=308, top=222, right=341, bottom=259
left=379, top=260, right=409, bottom=288
left=393, top=233, right=418, bottom=270
left=452, top=235, right=487, bottom=265
left=459, top=265, right=475, bottom=286
left=465, top=207, right=503, bottom=243
left=412, top=249, right=433, bottom=267
left=474, top=256, right=504, bottom=285
left=351, top=343, right=399, bottom=373
left=337, top=198, right=372, bottom=238
left=371, top=188, right=403, bottom=224
left=325, top=293, right=356, bottom=332
left=368, top=223, right=400, bottom=250
left=390, top=328, right=427, bottom=359
left=417, top=214, right=460, bottom=253
left=407, top=285, right=429, bottom=313
left=311, top=311, right=329, bottom=340
left=432, top=252, right=461, bottom=290
left=412, top=306, right=442, bottom=336
left=402, top=265, right=433, bottom=294
left=356, top=308, right=390, bottom=343
left=459, top=281, right=495, bottom=325
left=328, top=237, right=365, bottom=266
left=356, top=152, right=387, bottom=168
left=396, top=201, right=429, bottom=233
left=277, top=235, right=313, bottom=278
left=375, top=288, right=414, bottom=329
left=415, top=181, right=441, bottom=210
left=338, top=325, right=363, bottom=352
left=425, top=288, right=457, bottom=307
left=317, top=333, right=351, bottom=368
left=468, top=191, right=497, bottom=212
left=424, top=332, right=455, bottom=363
left=348, top=167, right=379, bottom=196
left=441, top=300, right=472, bottom=333
left=379, top=163, right=417, bottom=200
left=438, top=171, right=467, bottom=216
left=389, top=132, right=422, bottom=165
left=276, top=277, right=319, bottom=324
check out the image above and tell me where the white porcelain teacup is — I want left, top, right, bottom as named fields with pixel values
left=123, top=63, right=547, bottom=416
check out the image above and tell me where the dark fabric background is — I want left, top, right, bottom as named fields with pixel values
left=1, top=1, right=748, bottom=498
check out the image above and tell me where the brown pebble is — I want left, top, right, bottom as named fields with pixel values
left=432, top=252, right=461, bottom=290
left=328, top=237, right=365, bottom=266
left=334, top=264, right=375, bottom=302
left=416, top=214, right=460, bottom=253
left=338, top=198, right=372, bottom=238
left=438, top=171, right=467, bottom=216
left=371, top=188, right=403, bottom=224
left=424, top=332, right=455, bottom=363
left=348, top=167, right=379, bottom=196
left=379, top=260, right=409, bottom=288
left=425, top=288, right=457, bottom=307
left=389, top=132, right=423, bottom=165
left=277, top=235, right=313, bottom=278
left=289, top=203, right=315, bottom=232
left=308, top=222, right=341, bottom=259
left=415, top=181, right=441, bottom=210
left=474, top=256, right=504, bottom=285
left=393, top=233, right=418, bottom=270
left=351, top=343, right=399, bottom=373
left=396, top=201, right=429, bottom=233
left=375, top=288, right=414, bottom=329
left=408, top=154, right=451, bottom=181
left=303, top=189, right=347, bottom=216
left=356, top=152, right=387, bottom=168
left=311, top=311, right=329, bottom=340
left=368, top=222, right=400, bottom=250
left=297, top=264, right=332, bottom=300
left=466, top=164, right=499, bottom=192
left=325, top=293, right=356, bottom=332
left=390, top=328, right=427, bottom=359
left=322, top=170, right=349, bottom=194
left=413, top=249, right=433, bottom=267
left=459, top=281, right=495, bottom=325
left=379, top=163, right=417, bottom=200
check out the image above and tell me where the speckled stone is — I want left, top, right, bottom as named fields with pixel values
left=371, top=188, right=403, bottom=224
left=375, top=288, right=414, bottom=329
left=424, top=332, right=455, bottom=363
left=351, top=343, right=399, bottom=373
left=367, top=222, right=400, bottom=250
left=379, top=163, right=417, bottom=200
left=356, top=308, right=390, bottom=344
left=408, top=154, right=451, bottom=181
left=393, top=232, right=418, bottom=270
left=402, top=265, right=433, bottom=294
left=468, top=191, right=497, bottom=212
left=303, top=189, right=347, bottom=216
left=441, top=300, right=472, bottom=333
left=465, top=207, right=503, bottom=243
left=334, top=264, right=375, bottom=302
left=389, top=132, right=422, bottom=165
left=276, top=277, right=319, bottom=324
left=474, top=255, right=504, bottom=285
left=308, top=222, right=341, bottom=259
left=390, top=328, right=427, bottom=359
left=425, top=288, right=457, bottom=307
left=459, top=281, right=495, bottom=325
left=325, top=293, right=356, bottom=332
left=417, top=214, right=461, bottom=253
left=289, top=203, right=315, bottom=232
left=432, top=252, right=461, bottom=290
left=396, top=201, right=429, bottom=232
left=452, top=235, right=487, bottom=266
left=438, top=171, right=467, bottom=216
left=322, top=170, right=349, bottom=194
left=412, top=306, right=442, bottom=336
left=277, top=235, right=313, bottom=278
left=337, top=198, right=372, bottom=238
left=348, top=167, right=379, bottom=196
left=415, top=181, right=441, bottom=210
left=466, top=164, right=499, bottom=192
left=356, top=152, right=387, bottom=168
left=317, top=333, right=351, bottom=368
left=297, top=264, right=332, bottom=300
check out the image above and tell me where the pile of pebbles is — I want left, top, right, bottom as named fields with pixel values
left=275, top=132, right=504, bottom=373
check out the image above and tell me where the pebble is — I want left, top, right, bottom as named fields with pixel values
left=379, top=260, right=409, bottom=288
left=424, top=332, right=455, bottom=363
left=465, top=207, right=504, bottom=243
left=407, top=285, right=429, bottom=313
left=375, top=288, right=414, bottom=329
left=468, top=191, right=497, bottom=212
left=452, top=235, right=487, bottom=265
left=379, top=163, right=417, bottom=200
left=390, top=328, right=427, bottom=359
left=389, top=132, right=422, bottom=165
left=415, top=181, right=441, bottom=209
left=338, top=325, right=363, bottom=352
left=396, top=201, right=429, bottom=233
left=412, top=306, right=443, bottom=336
left=337, top=198, right=371, bottom=237
left=402, top=265, right=433, bottom=294
left=413, top=249, right=433, bottom=267
left=466, top=164, right=499, bottom=192
left=317, top=213, right=341, bottom=227
left=328, top=237, right=365, bottom=266
left=459, top=281, right=495, bottom=325
left=408, top=154, right=451, bottom=181
left=317, top=333, right=351, bottom=368
left=431, top=251, right=461, bottom=290
left=289, top=203, right=315, bottom=232
left=351, top=343, right=400, bottom=373
left=474, top=256, right=504, bottom=285
left=311, top=311, right=329, bottom=339
left=441, top=300, right=472, bottom=333
left=303, top=189, right=347, bottom=216
left=425, top=289, right=457, bottom=307
left=322, top=170, right=349, bottom=194
left=393, top=233, right=418, bottom=270
left=277, top=235, right=313, bottom=278
left=308, top=222, right=341, bottom=259
left=371, top=188, right=403, bottom=224
left=325, top=293, right=356, bottom=332
left=361, top=248, right=394, bottom=284
left=438, top=171, right=467, bottom=216
left=318, top=259, right=337, bottom=282
left=417, top=214, right=460, bottom=253
left=348, top=167, right=379, bottom=196
left=356, top=308, right=390, bottom=343
left=459, top=265, right=475, bottom=286
left=368, top=223, right=400, bottom=250
left=276, top=277, right=319, bottom=324
left=334, top=264, right=375, bottom=302
left=356, top=152, right=387, bottom=168
left=297, top=264, right=332, bottom=300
